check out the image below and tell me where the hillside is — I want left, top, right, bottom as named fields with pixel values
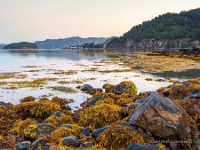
left=4, top=42, right=38, bottom=49
left=35, top=36, right=108, bottom=49
left=107, top=8, right=200, bottom=49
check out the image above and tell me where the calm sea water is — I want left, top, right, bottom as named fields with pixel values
left=0, top=49, right=198, bottom=109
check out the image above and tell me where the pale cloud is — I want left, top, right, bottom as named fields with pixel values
left=0, top=0, right=199, bottom=43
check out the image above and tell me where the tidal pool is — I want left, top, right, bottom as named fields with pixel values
left=0, top=49, right=199, bottom=109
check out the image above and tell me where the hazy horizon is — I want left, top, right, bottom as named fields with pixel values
left=0, top=0, right=200, bottom=44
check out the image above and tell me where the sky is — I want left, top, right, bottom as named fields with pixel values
left=0, top=0, right=200, bottom=44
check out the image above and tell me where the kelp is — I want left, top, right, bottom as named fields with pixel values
left=79, top=103, right=122, bottom=129
left=14, top=99, right=61, bottom=120
left=97, top=123, right=144, bottom=149
left=45, top=113, right=73, bottom=127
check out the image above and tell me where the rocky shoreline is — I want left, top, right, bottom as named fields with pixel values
left=1, top=78, right=200, bottom=150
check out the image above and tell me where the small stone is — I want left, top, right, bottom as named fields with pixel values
left=15, top=141, right=31, bottom=150
left=83, top=142, right=93, bottom=148
left=60, top=136, right=80, bottom=148
left=92, top=127, right=108, bottom=139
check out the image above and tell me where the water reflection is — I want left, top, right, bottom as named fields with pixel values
left=0, top=49, right=199, bottom=108
left=1, top=49, right=106, bottom=61
left=143, top=69, right=200, bottom=79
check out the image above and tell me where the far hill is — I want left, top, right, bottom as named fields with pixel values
left=35, top=36, right=108, bottom=49
left=4, top=42, right=38, bottom=49
left=0, top=44, right=6, bottom=49
left=107, top=8, right=200, bottom=50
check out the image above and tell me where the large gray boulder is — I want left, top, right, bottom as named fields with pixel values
left=129, top=92, right=194, bottom=140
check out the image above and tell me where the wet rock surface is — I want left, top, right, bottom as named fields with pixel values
left=80, top=84, right=93, bottom=94
left=129, top=92, right=191, bottom=139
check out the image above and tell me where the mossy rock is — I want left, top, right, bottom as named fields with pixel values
left=102, top=83, right=115, bottom=93
left=51, top=124, right=84, bottom=142
left=20, top=96, right=35, bottom=103
left=9, top=118, right=35, bottom=135
left=24, top=123, right=56, bottom=139
left=14, top=100, right=61, bottom=120
left=157, top=80, right=200, bottom=100
left=45, top=111, right=73, bottom=127
left=0, top=105, right=14, bottom=137
left=79, top=103, right=122, bottom=129
left=31, top=139, right=47, bottom=150
left=97, top=123, right=144, bottom=149
left=113, top=81, right=138, bottom=95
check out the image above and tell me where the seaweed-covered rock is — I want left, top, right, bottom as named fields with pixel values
left=113, top=81, right=138, bottom=95
left=0, top=101, right=9, bottom=109
left=0, top=104, right=14, bottom=137
left=175, top=99, right=200, bottom=121
left=158, top=79, right=200, bottom=100
left=81, top=84, right=93, bottom=94
left=15, top=141, right=31, bottom=150
left=45, top=111, right=73, bottom=127
left=102, top=83, right=115, bottom=93
left=14, top=100, right=61, bottom=120
left=24, top=123, right=56, bottom=139
left=51, top=127, right=75, bottom=141
left=91, top=127, right=108, bottom=139
left=83, top=142, right=93, bottom=148
left=32, top=139, right=47, bottom=150
left=20, top=96, right=35, bottom=103
left=9, top=118, right=34, bottom=135
left=59, top=136, right=80, bottom=148
left=79, top=103, right=122, bottom=129
left=129, top=92, right=197, bottom=146
left=51, top=124, right=84, bottom=142
left=125, top=142, right=159, bottom=150
left=97, top=123, right=144, bottom=149
left=86, top=97, right=104, bottom=107
left=121, top=103, right=136, bottom=117
left=186, top=90, right=200, bottom=99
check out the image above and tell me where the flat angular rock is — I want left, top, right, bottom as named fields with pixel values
left=129, top=92, right=192, bottom=139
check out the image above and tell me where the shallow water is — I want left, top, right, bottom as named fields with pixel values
left=0, top=49, right=198, bottom=109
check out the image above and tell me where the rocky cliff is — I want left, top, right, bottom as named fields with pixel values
left=107, top=38, right=200, bottom=50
